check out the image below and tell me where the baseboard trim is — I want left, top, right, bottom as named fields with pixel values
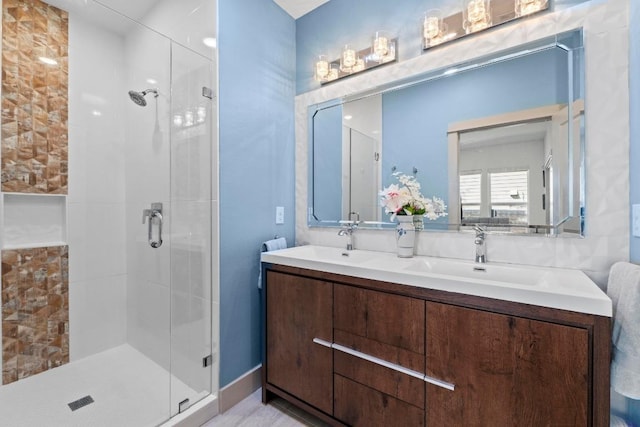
left=219, top=365, right=262, bottom=413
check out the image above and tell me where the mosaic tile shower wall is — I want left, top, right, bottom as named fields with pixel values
left=1, top=246, right=69, bottom=384
left=1, top=0, right=68, bottom=194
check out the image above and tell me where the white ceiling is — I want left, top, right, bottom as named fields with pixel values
left=273, top=0, right=330, bottom=19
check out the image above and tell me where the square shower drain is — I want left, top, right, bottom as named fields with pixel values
left=68, top=395, right=94, bottom=411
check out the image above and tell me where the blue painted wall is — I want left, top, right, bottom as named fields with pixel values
left=218, top=0, right=296, bottom=387
left=382, top=48, right=567, bottom=208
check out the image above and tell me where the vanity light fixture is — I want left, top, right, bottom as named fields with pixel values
left=422, top=0, right=550, bottom=52
left=463, top=0, right=491, bottom=34
left=314, top=34, right=397, bottom=85
left=515, top=0, right=547, bottom=16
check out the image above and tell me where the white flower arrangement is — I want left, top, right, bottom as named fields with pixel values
left=379, top=172, right=448, bottom=221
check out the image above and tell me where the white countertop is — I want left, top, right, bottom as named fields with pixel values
left=261, top=245, right=612, bottom=317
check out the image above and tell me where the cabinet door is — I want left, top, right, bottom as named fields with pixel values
left=426, top=302, right=589, bottom=426
left=266, top=271, right=333, bottom=414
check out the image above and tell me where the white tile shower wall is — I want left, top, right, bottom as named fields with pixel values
left=295, top=0, right=630, bottom=287
left=67, top=13, right=128, bottom=359
left=69, top=275, right=127, bottom=361
left=67, top=202, right=126, bottom=283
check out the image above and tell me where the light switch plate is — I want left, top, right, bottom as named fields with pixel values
left=633, top=204, right=640, bottom=237
left=276, top=206, right=284, bottom=224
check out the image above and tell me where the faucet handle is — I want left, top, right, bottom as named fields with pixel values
left=474, top=225, right=485, bottom=236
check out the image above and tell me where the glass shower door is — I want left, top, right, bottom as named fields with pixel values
left=168, top=42, right=215, bottom=416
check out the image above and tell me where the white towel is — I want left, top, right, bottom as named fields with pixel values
left=607, top=261, right=640, bottom=399
left=258, top=237, right=287, bottom=289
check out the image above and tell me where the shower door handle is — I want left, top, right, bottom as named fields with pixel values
left=142, top=203, right=163, bottom=248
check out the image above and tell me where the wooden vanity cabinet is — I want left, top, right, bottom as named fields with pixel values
left=263, top=265, right=610, bottom=427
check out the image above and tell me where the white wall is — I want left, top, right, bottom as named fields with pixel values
left=296, top=0, right=630, bottom=287
left=67, top=13, right=127, bottom=361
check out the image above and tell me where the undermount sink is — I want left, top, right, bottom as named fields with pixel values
left=261, top=245, right=612, bottom=317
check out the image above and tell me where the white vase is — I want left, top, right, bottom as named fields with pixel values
left=396, top=215, right=415, bottom=258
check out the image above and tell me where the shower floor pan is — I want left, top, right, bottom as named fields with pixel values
left=0, top=344, right=205, bottom=427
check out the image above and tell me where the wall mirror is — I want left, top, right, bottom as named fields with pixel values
left=309, top=30, right=584, bottom=236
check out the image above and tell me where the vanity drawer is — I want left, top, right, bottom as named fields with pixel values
left=334, top=350, right=425, bottom=409
left=334, top=284, right=425, bottom=357
left=334, top=374, right=425, bottom=427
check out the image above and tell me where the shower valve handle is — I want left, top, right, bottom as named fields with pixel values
left=142, top=203, right=163, bottom=248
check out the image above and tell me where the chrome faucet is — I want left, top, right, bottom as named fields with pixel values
left=474, top=225, right=486, bottom=264
left=338, top=223, right=357, bottom=251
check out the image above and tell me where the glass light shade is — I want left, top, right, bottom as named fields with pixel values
left=423, top=10, right=446, bottom=48
left=314, top=55, right=330, bottom=81
left=372, top=31, right=390, bottom=57
left=515, top=0, right=547, bottom=16
left=372, top=31, right=394, bottom=63
left=340, top=45, right=357, bottom=72
left=464, top=0, right=491, bottom=34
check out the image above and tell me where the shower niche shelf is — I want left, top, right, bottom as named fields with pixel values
left=2, top=193, right=67, bottom=249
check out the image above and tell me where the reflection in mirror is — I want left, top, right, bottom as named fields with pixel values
left=451, top=102, right=584, bottom=234
left=309, top=31, right=584, bottom=235
left=457, top=117, right=551, bottom=230
left=309, top=30, right=584, bottom=236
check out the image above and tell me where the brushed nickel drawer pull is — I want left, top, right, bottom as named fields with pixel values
left=332, top=343, right=426, bottom=381
left=313, top=339, right=455, bottom=391
left=312, top=338, right=333, bottom=348
left=424, top=374, right=455, bottom=391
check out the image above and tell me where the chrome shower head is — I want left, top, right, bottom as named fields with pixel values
left=128, top=88, right=158, bottom=107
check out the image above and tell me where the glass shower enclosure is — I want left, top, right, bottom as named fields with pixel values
left=0, top=0, right=217, bottom=425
